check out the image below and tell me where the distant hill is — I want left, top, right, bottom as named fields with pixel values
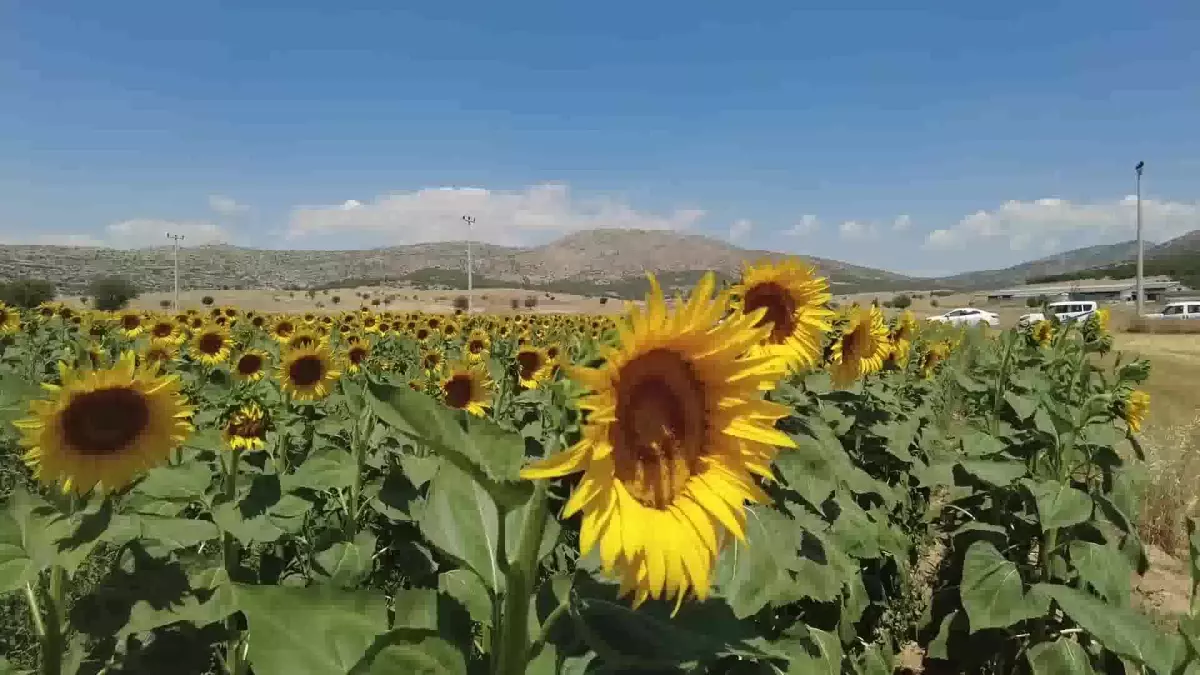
left=935, top=240, right=1148, bottom=289
left=1023, top=229, right=1200, bottom=289
left=0, top=228, right=922, bottom=298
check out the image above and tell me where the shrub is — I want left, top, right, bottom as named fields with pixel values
left=599, top=297, right=608, bottom=305
left=524, top=295, right=538, bottom=309
left=0, top=279, right=56, bottom=308
left=890, top=293, right=912, bottom=309
left=332, top=296, right=341, bottom=304
left=930, top=299, right=939, bottom=308
left=453, top=295, right=470, bottom=312
left=201, top=295, right=215, bottom=306
left=510, top=298, right=520, bottom=310
left=931, top=289, right=955, bottom=297
left=159, top=299, right=172, bottom=309
left=79, top=297, right=89, bottom=305
left=88, top=276, right=140, bottom=311
left=371, top=298, right=380, bottom=306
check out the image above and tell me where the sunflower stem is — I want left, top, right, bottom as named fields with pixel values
left=38, top=565, right=65, bottom=675
left=345, top=409, right=371, bottom=539
left=493, top=483, right=549, bottom=675
left=221, top=446, right=245, bottom=675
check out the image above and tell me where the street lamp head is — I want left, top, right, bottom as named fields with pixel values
left=1135, top=161, right=1145, bottom=174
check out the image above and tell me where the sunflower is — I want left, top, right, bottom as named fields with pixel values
left=287, top=329, right=322, bottom=350
left=442, top=320, right=460, bottom=339
left=421, top=349, right=444, bottom=374
left=440, top=363, right=493, bottom=417
left=345, top=342, right=371, bottom=373
left=465, top=329, right=491, bottom=362
left=224, top=401, right=269, bottom=451
left=14, top=351, right=194, bottom=494
left=1121, top=389, right=1150, bottom=433
left=828, top=305, right=891, bottom=388
left=889, top=310, right=918, bottom=367
left=232, top=349, right=269, bottom=382
left=1095, top=307, right=1111, bottom=333
left=732, top=258, right=835, bottom=372
left=140, top=338, right=178, bottom=369
left=1032, top=320, right=1055, bottom=348
left=520, top=273, right=794, bottom=608
left=191, top=324, right=233, bottom=366
left=271, top=317, right=297, bottom=343
left=918, top=340, right=951, bottom=379
left=0, top=303, right=21, bottom=335
left=278, top=345, right=341, bottom=401
left=249, top=314, right=268, bottom=330
left=148, top=317, right=180, bottom=342
left=515, top=346, right=552, bottom=389
left=188, top=315, right=206, bottom=331
left=119, top=311, right=145, bottom=337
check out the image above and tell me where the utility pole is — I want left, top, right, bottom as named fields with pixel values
left=1135, top=161, right=1145, bottom=316
left=167, top=233, right=185, bottom=310
left=462, top=215, right=475, bottom=313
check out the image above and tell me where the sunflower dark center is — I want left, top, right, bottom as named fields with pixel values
left=237, top=354, right=264, bottom=375
left=443, top=374, right=474, bottom=409
left=122, top=315, right=141, bottom=330
left=228, top=412, right=266, bottom=440
left=152, top=323, right=174, bottom=338
left=288, top=355, right=325, bottom=387
left=546, top=346, right=560, bottom=360
left=469, top=339, right=485, bottom=354
left=841, top=322, right=868, bottom=360
left=61, top=387, right=151, bottom=456
left=516, top=351, right=543, bottom=379
left=743, top=282, right=797, bottom=343
left=198, top=333, right=224, bottom=355
left=252, top=316, right=266, bottom=327
left=416, top=328, right=430, bottom=340
left=276, top=322, right=294, bottom=337
left=611, top=348, right=706, bottom=509
left=423, top=354, right=440, bottom=370
left=348, top=347, right=368, bottom=365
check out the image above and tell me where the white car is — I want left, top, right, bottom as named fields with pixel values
left=1145, top=301, right=1200, bottom=320
left=927, top=308, right=1000, bottom=327
left=1019, top=301, right=1098, bottom=326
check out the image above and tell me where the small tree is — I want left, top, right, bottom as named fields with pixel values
left=159, top=299, right=172, bottom=309
left=930, top=299, right=940, bottom=308
left=599, top=297, right=608, bottom=305
left=201, top=295, right=215, bottom=306
left=80, top=297, right=89, bottom=306
left=453, top=295, right=470, bottom=312
left=524, top=295, right=538, bottom=309
left=331, top=295, right=341, bottom=304
left=0, top=279, right=56, bottom=308
left=890, top=293, right=912, bottom=309
left=88, top=276, right=139, bottom=311
left=510, top=298, right=520, bottom=310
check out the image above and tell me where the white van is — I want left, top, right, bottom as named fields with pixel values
left=1145, top=301, right=1200, bottom=320
left=1018, top=300, right=1098, bottom=326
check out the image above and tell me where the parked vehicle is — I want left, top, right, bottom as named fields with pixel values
left=1019, top=301, right=1098, bottom=326
left=927, top=307, right=1000, bottom=327
left=1144, top=301, right=1200, bottom=320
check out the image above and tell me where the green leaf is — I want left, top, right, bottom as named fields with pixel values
left=1034, top=583, right=1174, bottom=674
left=0, top=488, right=97, bottom=593
left=392, top=588, right=439, bottom=631
left=238, top=583, right=387, bottom=675
left=1026, top=638, right=1095, bottom=675
left=1069, top=541, right=1131, bottom=605
left=438, top=569, right=492, bottom=626
left=960, top=541, right=1045, bottom=632
left=284, top=447, right=357, bottom=492
left=855, top=644, right=893, bottom=675
left=715, top=507, right=799, bottom=618
left=504, top=488, right=561, bottom=569
left=1022, top=479, right=1093, bottom=531
left=399, top=455, right=439, bottom=489
left=1004, top=391, right=1039, bottom=421
left=314, top=532, right=377, bottom=589
left=418, top=461, right=502, bottom=593
left=364, top=634, right=467, bottom=675
left=779, top=627, right=842, bottom=675
left=367, top=380, right=527, bottom=506
left=957, top=459, right=1027, bottom=487
left=130, top=460, right=214, bottom=501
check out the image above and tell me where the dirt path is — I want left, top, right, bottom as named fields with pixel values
left=1135, top=543, right=1193, bottom=620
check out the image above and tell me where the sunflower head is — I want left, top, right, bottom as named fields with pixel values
left=346, top=343, right=371, bottom=373
left=519, top=273, right=795, bottom=608
left=918, top=340, right=952, bottom=379
left=224, top=401, right=269, bottom=451
left=140, top=338, right=179, bottom=370
left=466, top=329, right=491, bottom=361
left=120, top=311, right=145, bottom=336
left=440, top=363, right=493, bottom=417
left=278, top=345, right=341, bottom=401
left=272, top=317, right=297, bottom=342
left=288, top=329, right=322, bottom=350
left=732, top=258, right=835, bottom=372
left=233, top=349, right=269, bottom=382
left=250, top=314, right=267, bottom=329
left=421, top=349, right=444, bottom=374
left=442, top=321, right=459, bottom=339
left=828, top=305, right=891, bottom=388
left=191, top=324, right=233, bottom=366
left=0, top=304, right=23, bottom=335
left=1032, top=320, right=1055, bottom=347
left=515, top=346, right=551, bottom=389
left=15, top=351, right=194, bottom=494
left=1121, top=389, right=1150, bottom=433
left=149, top=317, right=179, bottom=341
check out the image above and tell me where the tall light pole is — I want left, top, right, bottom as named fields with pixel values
left=166, top=233, right=185, bottom=310
left=1135, top=161, right=1145, bottom=316
left=462, top=215, right=475, bottom=313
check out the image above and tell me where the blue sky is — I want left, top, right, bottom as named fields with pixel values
left=2, top=1, right=1198, bottom=276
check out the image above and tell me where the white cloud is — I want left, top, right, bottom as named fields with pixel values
left=208, top=195, right=249, bottom=216
left=838, top=220, right=874, bottom=240
left=287, top=183, right=706, bottom=245
left=105, top=219, right=233, bottom=247
left=0, top=233, right=107, bottom=246
left=924, top=196, right=1200, bottom=251
left=892, top=214, right=912, bottom=231
left=728, top=218, right=752, bottom=241
left=785, top=214, right=819, bottom=236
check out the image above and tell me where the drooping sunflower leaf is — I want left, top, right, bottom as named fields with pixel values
left=1033, top=583, right=1174, bottom=674
left=1022, top=479, right=1093, bottom=531
left=1025, top=638, right=1095, bottom=675
left=418, top=461, right=503, bottom=593
left=960, top=541, right=1046, bottom=632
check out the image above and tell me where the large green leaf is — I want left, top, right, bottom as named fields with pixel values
left=714, top=507, right=799, bottom=618
left=284, top=447, right=358, bottom=492
left=1022, top=479, right=1093, bottom=531
left=129, top=460, right=214, bottom=502
left=503, top=488, right=561, bottom=569
left=237, top=583, right=388, bottom=675
left=418, top=462, right=502, bottom=593
left=0, top=488, right=99, bottom=592
left=779, top=627, right=842, bottom=675
left=314, top=532, right=377, bottom=589
left=960, top=541, right=1045, bottom=632
left=1026, top=638, right=1095, bottom=675
left=1034, top=583, right=1174, bottom=674
left=363, top=634, right=467, bottom=675
left=1068, top=541, right=1131, bottom=605
left=956, top=459, right=1027, bottom=487
left=367, top=380, right=527, bottom=506
left=438, top=569, right=491, bottom=626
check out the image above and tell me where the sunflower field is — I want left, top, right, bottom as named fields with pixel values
left=0, top=262, right=1197, bottom=675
